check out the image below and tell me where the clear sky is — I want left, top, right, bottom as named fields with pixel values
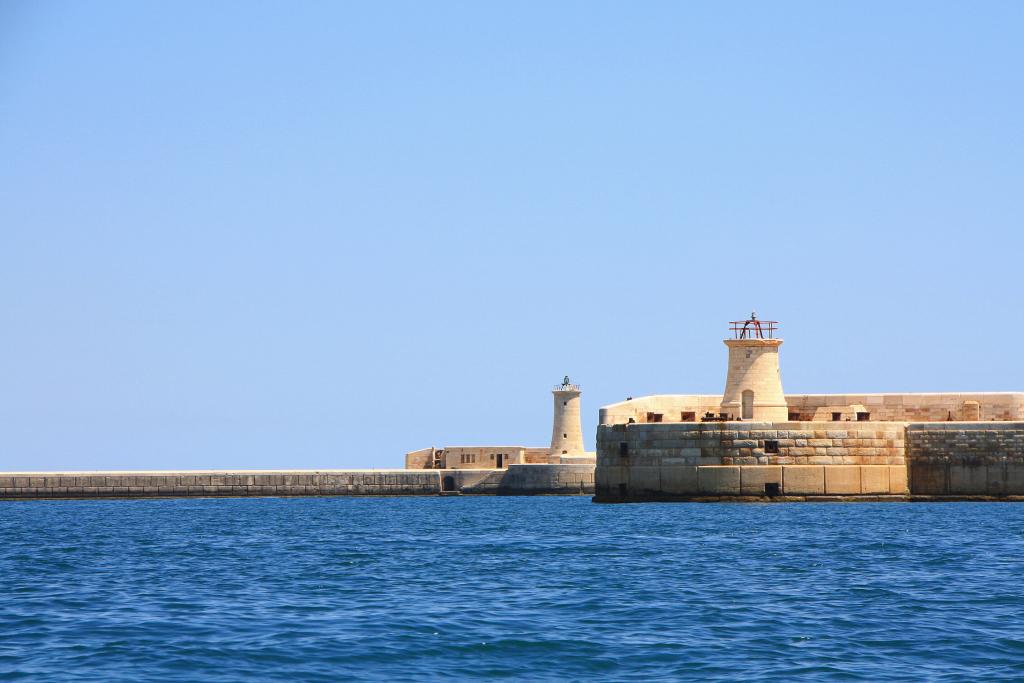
left=1, top=2, right=1021, bottom=471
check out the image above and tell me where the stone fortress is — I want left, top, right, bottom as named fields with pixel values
left=595, top=314, right=1024, bottom=502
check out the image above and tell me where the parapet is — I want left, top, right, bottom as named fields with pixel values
left=599, top=392, right=1024, bottom=425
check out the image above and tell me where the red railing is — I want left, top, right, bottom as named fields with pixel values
left=728, top=314, right=778, bottom=339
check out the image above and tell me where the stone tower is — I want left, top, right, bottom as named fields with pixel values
left=551, top=377, right=585, bottom=455
left=720, top=313, right=788, bottom=422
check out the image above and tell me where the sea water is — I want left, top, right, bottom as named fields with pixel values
left=3, top=497, right=1024, bottom=681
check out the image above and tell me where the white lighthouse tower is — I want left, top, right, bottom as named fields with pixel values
left=720, top=313, right=788, bottom=422
left=550, top=376, right=585, bottom=456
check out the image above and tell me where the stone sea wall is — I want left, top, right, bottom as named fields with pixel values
left=598, top=422, right=906, bottom=467
left=907, top=423, right=1024, bottom=496
left=595, top=463, right=907, bottom=502
left=0, top=465, right=595, bottom=500
left=594, top=421, right=1024, bottom=501
left=594, top=421, right=909, bottom=501
left=0, top=470, right=442, bottom=499
left=481, top=464, right=594, bottom=494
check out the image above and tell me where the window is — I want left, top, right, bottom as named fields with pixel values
left=489, top=453, right=494, bottom=459
left=856, top=412, right=870, bottom=422
left=563, top=401, right=567, bottom=406
left=563, top=433, right=567, bottom=438
left=764, top=482, right=780, bottom=496
left=681, top=411, right=696, bottom=422
left=646, top=412, right=663, bottom=423
left=765, top=440, right=779, bottom=454
left=619, top=442, right=629, bottom=457
left=831, top=412, right=842, bottom=422
left=788, top=412, right=801, bottom=421
left=460, top=453, right=477, bottom=464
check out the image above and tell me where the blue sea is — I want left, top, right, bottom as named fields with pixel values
left=3, top=497, right=1024, bottom=681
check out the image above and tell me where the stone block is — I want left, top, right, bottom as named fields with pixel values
left=860, top=466, right=890, bottom=494
left=698, top=466, right=741, bottom=495
left=596, top=465, right=623, bottom=489
left=986, top=461, right=1007, bottom=495
left=660, top=466, right=699, bottom=495
left=782, top=465, right=825, bottom=495
left=1005, top=463, right=1024, bottom=495
left=739, top=466, right=782, bottom=495
left=628, top=466, right=661, bottom=495
left=949, top=464, right=987, bottom=495
left=908, top=462, right=945, bottom=494
left=824, top=465, right=861, bottom=495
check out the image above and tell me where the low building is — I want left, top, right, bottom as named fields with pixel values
left=404, top=378, right=597, bottom=471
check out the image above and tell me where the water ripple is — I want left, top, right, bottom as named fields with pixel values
left=3, top=499, right=1024, bottom=680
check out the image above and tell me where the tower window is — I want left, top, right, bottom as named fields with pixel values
left=856, top=412, right=870, bottom=422
left=764, top=440, right=779, bottom=454
left=646, top=412, right=663, bottom=423
left=563, top=433, right=567, bottom=438
left=563, top=401, right=567, bottom=406
left=831, top=412, right=842, bottom=422
left=681, top=411, right=696, bottom=422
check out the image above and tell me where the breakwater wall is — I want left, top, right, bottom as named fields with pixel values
left=907, top=423, right=1024, bottom=496
left=0, top=464, right=595, bottom=500
left=448, top=464, right=595, bottom=495
left=595, top=421, right=1024, bottom=502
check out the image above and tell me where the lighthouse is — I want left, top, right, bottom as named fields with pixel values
left=720, top=313, right=788, bottom=421
left=551, top=376, right=585, bottom=455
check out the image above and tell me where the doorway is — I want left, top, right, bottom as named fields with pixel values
left=495, top=453, right=503, bottom=468
left=741, top=390, right=754, bottom=420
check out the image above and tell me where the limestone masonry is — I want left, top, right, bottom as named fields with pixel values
left=594, top=313, right=1024, bottom=502
left=0, top=467, right=596, bottom=499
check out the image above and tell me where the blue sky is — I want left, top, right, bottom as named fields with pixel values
left=1, top=1, right=1021, bottom=470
